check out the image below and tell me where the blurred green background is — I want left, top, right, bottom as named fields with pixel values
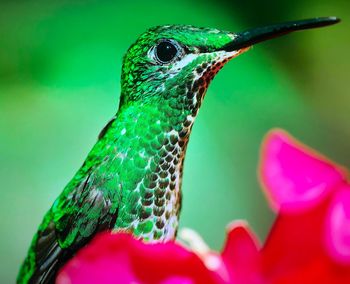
left=0, top=0, right=349, bottom=282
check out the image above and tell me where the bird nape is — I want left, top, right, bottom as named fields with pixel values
left=17, top=17, right=339, bottom=284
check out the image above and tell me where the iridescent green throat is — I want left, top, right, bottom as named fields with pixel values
left=96, top=99, right=193, bottom=241
left=106, top=56, right=228, bottom=240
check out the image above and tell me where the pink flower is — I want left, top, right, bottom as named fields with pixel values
left=57, top=129, right=350, bottom=284
left=56, top=232, right=219, bottom=284
left=257, top=129, right=350, bottom=283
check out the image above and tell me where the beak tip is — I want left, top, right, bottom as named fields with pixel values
left=318, top=16, right=341, bottom=26
left=329, top=16, right=341, bottom=23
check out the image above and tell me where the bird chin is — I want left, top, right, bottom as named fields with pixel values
left=225, top=46, right=251, bottom=61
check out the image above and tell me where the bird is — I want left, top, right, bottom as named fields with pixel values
left=17, top=17, right=339, bottom=284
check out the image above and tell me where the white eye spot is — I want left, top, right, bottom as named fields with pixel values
left=121, top=128, right=126, bottom=135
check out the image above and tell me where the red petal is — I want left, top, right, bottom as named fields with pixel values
left=325, top=186, right=350, bottom=265
left=260, top=187, right=350, bottom=282
left=57, top=232, right=218, bottom=284
left=221, top=221, right=261, bottom=283
left=260, top=129, right=346, bottom=213
left=261, top=196, right=331, bottom=280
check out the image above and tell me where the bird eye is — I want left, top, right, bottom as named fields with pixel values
left=154, top=40, right=179, bottom=64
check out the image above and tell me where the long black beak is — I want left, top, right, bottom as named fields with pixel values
left=221, top=17, right=340, bottom=51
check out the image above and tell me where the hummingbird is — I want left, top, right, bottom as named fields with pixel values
left=18, top=17, right=339, bottom=283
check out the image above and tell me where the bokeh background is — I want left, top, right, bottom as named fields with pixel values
left=0, top=0, right=349, bottom=282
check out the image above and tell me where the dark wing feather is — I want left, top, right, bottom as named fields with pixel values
left=98, top=116, right=116, bottom=140
left=17, top=117, right=122, bottom=284
left=24, top=168, right=121, bottom=284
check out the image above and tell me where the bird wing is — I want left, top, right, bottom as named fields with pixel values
left=17, top=117, right=123, bottom=284
left=54, top=168, right=122, bottom=249
left=22, top=161, right=122, bottom=284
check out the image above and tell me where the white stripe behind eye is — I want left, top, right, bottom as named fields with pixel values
left=171, top=53, right=199, bottom=70
left=171, top=50, right=240, bottom=72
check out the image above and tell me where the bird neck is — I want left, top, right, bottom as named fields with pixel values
left=98, top=99, right=196, bottom=241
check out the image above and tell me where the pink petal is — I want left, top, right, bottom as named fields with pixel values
left=260, top=129, right=346, bottom=213
left=325, top=186, right=350, bottom=265
left=160, top=277, right=195, bottom=284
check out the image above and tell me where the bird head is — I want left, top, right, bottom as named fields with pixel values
left=120, top=17, right=339, bottom=117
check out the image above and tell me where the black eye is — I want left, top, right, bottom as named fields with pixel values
left=155, top=40, right=179, bottom=63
